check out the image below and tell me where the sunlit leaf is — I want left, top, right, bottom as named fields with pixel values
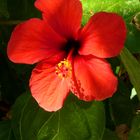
left=81, top=0, right=140, bottom=24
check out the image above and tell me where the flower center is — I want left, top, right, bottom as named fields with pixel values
left=64, top=39, right=80, bottom=56
left=55, top=59, right=72, bottom=79
left=55, top=39, right=80, bottom=79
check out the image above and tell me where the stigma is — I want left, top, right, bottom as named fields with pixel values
left=55, top=59, right=72, bottom=79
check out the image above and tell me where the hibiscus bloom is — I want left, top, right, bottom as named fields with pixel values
left=7, top=0, right=126, bottom=111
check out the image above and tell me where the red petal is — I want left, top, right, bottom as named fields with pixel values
left=35, top=0, right=82, bottom=39
left=70, top=55, right=117, bottom=101
left=30, top=63, right=70, bottom=112
left=7, top=18, right=66, bottom=64
left=79, top=12, right=126, bottom=58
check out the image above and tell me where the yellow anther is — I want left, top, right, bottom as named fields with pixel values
left=55, top=59, right=72, bottom=78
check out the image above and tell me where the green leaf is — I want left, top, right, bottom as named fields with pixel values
left=102, top=129, right=119, bottom=140
left=120, top=48, right=140, bottom=100
left=128, top=114, right=140, bottom=140
left=12, top=93, right=105, bottom=140
left=0, top=0, right=9, bottom=18
left=81, top=0, right=140, bottom=24
left=0, top=120, right=15, bottom=140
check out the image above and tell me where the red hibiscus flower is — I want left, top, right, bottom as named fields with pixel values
left=7, top=0, right=126, bottom=111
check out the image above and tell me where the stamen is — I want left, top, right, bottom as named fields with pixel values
left=55, top=59, right=72, bottom=79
